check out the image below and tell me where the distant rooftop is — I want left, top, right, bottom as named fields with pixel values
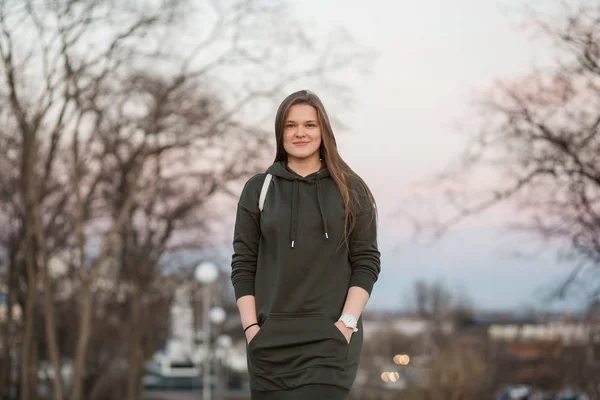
left=470, top=315, right=538, bottom=326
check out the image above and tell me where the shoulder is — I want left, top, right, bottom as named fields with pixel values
left=347, top=174, right=370, bottom=197
left=348, top=174, right=375, bottom=212
left=244, top=173, right=269, bottom=191
left=238, top=173, right=269, bottom=209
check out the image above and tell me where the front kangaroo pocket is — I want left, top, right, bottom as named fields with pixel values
left=248, top=312, right=348, bottom=376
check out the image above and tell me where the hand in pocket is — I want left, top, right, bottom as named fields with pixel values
left=334, top=320, right=352, bottom=344
left=246, top=325, right=261, bottom=344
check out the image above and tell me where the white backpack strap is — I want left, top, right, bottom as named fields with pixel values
left=258, top=173, right=272, bottom=212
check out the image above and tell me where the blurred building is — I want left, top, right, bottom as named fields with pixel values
left=459, top=313, right=600, bottom=390
left=355, top=310, right=600, bottom=396
left=144, top=283, right=249, bottom=392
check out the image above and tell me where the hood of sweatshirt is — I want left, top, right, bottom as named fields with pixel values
left=266, top=161, right=331, bottom=248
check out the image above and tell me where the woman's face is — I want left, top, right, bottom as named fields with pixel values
left=283, top=104, right=322, bottom=163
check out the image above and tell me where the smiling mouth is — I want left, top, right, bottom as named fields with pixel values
left=293, top=142, right=310, bottom=145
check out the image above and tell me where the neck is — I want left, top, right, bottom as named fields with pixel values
left=287, top=156, right=322, bottom=177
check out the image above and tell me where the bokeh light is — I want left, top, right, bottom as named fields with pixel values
left=381, top=372, right=400, bottom=382
left=393, top=354, right=410, bottom=365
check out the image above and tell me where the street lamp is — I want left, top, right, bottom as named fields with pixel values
left=216, top=334, right=232, bottom=349
left=209, top=307, right=226, bottom=326
left=195, top=261, right=219, bottom=400
left=215, top=334, right=232, bottom=399
left=209, top=307, right=227, bottom=398
left=195, top=261, right=219, bottom=284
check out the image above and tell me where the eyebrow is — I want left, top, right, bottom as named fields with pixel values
left=285, top=120, right=318, bottom=123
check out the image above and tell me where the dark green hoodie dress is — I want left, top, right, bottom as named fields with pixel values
left=230, top=161, right=381, bottom=393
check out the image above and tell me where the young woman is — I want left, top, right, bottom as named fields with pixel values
left=230, top=90, right=381, bottom=399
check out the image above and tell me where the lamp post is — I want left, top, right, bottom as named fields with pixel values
left=215, top=334, right=232, bottom=399
left=205, top=307, right=227, bottom=399
left=195, top=261, right=219, bottom=400
left=209, top=308, right=226, bottom=399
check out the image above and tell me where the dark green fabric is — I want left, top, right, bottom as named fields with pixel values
left=252, top=383, right=349, bottom=399
left=230, top=161, right=381, bottom=391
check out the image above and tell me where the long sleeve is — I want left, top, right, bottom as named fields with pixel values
left=230, top=176, right=263, bottom=300
left=348, top=190, right=381, bottom=296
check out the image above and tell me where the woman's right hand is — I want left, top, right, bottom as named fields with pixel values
left=245, top=325, right=260, bottom=344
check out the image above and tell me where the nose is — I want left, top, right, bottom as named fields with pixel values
left=294, top=126, right=307, bottom=137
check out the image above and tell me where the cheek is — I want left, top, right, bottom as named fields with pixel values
left=283, top=132, right=294, bottom=146
left=312, top=131, right=322, bottom=145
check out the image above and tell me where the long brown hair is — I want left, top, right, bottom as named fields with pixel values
left=273, top=90, right=377, bottom=244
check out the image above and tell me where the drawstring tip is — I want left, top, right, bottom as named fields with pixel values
left=291, top=240, right=295, bottom=248
left=325, top=232, right=329, bottom=239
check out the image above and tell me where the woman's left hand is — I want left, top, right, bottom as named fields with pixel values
left=334, top=320, right=353, bottom=344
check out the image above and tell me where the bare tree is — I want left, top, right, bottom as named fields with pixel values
left=404, top=280, right=474, bottom=359
left=0, top=100, right=23, bottom=398
left=403, top=1, right=600, bottom=301
left=396, top=2, right=600, bottom=396
left=0, top=0, right=372, bottom=399
left=564, top=351, right=600, bottom=400
left=103, top=72, right=265, bottom=400
left=412, top=338, right=489, bottom=400
left=0, top=1, right=174, bottom=396
left=410, top=280, right=457, bottom=321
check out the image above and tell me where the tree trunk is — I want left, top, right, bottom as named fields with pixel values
left=30, top=317, right=39, bottom=400
left=0, top=249, right=17, bottom=398
left=18, top=95, right=39, bottom=400
left=71, top=152, right=142, bottom=400
left=70, top=281, right=93, bottom=400
left=42, top=268, right=65, bottom=400
left=0, top=299, right=10, bottom=398
left=126, top=283, right=143, bottom=400
left=35, top=203, right=65, bottom=400
left=89, top=363, right=122, bottom=400
left=20, top=229, right=38, bottom=400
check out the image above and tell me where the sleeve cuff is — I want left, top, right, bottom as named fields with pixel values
left=349, top=272, right=377, bottom=296
left=233, top=280, right=255, bottom=300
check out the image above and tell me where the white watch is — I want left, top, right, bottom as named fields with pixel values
left=338, top=314, right=358, bottom=333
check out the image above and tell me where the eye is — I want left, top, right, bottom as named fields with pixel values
left=307, top=123, right=317, bottom=128
left=285, top=123, right=295, bottom=128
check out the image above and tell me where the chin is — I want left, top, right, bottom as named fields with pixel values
left=285, top=146, right=319, bottom=160
left=289, top=151, right=319, bottom=160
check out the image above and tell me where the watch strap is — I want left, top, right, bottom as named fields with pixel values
left=338, top=314, right=359, bottom=332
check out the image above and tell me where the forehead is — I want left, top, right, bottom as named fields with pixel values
left=286, top=104, right=318, bottom=121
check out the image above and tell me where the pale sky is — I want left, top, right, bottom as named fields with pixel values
left=279, top=0, right=586, bottom=312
